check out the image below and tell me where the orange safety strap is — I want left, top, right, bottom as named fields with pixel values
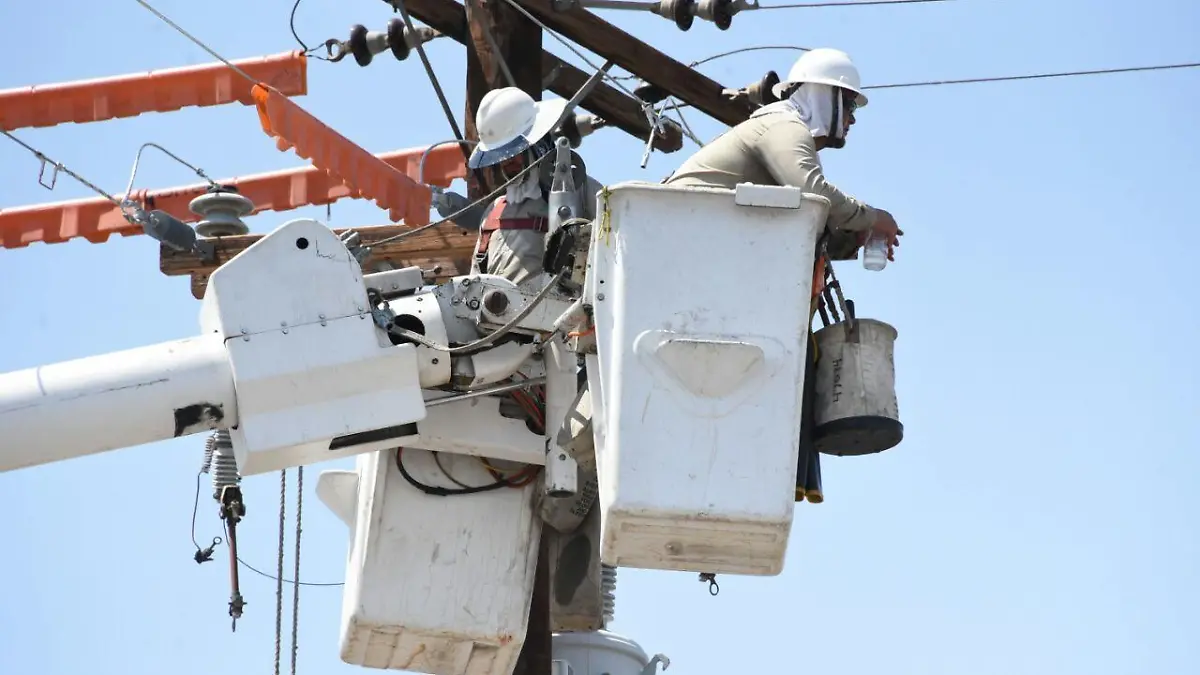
left=0, top=144, right=466, bottom=249
left=0, top=51, right=308, bottom=132
left=250, top=84, right=439, bottom=225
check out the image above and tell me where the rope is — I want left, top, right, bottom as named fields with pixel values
left=273, top=469, right=287, bottom=675
left=290, top=467, right=304, bottom=675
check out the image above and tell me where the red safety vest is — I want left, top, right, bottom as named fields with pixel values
left=474, top=196, right=550, bottom=271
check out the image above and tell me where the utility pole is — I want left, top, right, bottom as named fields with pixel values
left=464, top=0, right=543, bottom=196
left=462, top=2, right=551, bottom=673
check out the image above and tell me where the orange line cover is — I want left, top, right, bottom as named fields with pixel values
left=0, top=144, right=466, bottom=249
left=0, top=51, right=308, bottom=131
left=250, top=83, right=440, bottom=225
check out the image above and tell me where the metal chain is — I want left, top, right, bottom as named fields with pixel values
left=290, top=467, right=304, bottom=675
left=274, top=469, right=287, bottom=675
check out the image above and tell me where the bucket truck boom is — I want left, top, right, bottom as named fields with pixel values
left=0, top=181, right=905, bottom=675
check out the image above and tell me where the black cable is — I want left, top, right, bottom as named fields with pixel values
left=187, top=466, right=343, bottom=587
left=394, top=448, right=515, bottom=496
left=433, top=451, right=475, bottom=489
left=288, top=0, right=330, bottom=60
left=237, top=556, right=345, bottom=588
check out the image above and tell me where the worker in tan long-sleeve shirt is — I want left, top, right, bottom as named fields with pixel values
left=666, top=48, right=901, bottom=261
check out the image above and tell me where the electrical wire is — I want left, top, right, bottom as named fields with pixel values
left=288, top=0, right=330, bottom=59
left=383, top=269, right=568, bottom=355
left=395, top=447, right=521, bottom=496
left=862, top=61, right=1200, bottom=90
left=756, top=0, right=955, bottom=8
left=499, top=0, right=641, bottom=100
left=121, top=142, right=217, bottom=214
left=133, top=0, right=258, bottom=85
left=187, top=469, right=344, bottom=587
left=2, top=130, right=121, bottom=204
left=390, top=0, right=468, bottom=150
left=659, top=59, right=1200, bottom=114
left=690, top=45, right=810, bottom=69
left=371, top=151, right=552, bottom=246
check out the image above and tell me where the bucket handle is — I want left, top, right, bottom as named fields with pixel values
left=815, top=245, right=858, bottom=342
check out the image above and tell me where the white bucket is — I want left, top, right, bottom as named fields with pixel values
left=812, top=318, right=904, bottom=456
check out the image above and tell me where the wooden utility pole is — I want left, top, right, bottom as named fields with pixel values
left=464, top=0, right=544, bottom=195
left=462, top=2, right=551, bottom=673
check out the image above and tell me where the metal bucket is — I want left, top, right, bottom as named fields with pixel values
left=812, top=318, right=903, bottom=456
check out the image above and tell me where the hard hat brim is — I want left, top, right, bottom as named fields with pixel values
left=468, top=98, right=569, bottom=170
left=771, top=80, right=868, bottom=107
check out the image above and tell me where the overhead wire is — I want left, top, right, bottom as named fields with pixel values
left=756, top=0, right=955, bottom=8
left=132, top=0, right=259, bottom=85
left=862, top=61, right=1200, bottom=90
left=2, top=130, right=122, bottom=204
left=658, top=58, right=1200, bottom=115
left=389, top=0, right=469, bottom=151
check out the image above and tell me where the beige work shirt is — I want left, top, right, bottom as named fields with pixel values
left=665, top=109, right=877, bottom=255
left=474, top=176, right=603, bottom=285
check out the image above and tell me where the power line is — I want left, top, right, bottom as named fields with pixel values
left=660, top=59, right=1200, bottom=115
left=864, top=61, right=1200, bottom=90
left=133, top=0, right=258, bottom=85
left=2, top=130, right=122, bottom=204
left=757, top=0, right=954, bottom=8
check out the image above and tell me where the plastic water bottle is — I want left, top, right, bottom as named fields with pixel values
left=862, top=233, right=888, bottom=272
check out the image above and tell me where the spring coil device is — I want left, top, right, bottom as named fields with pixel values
left=601, top=563, right=618, bottom=626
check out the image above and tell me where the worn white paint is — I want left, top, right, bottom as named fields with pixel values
left=0, top=333, right=235, bottom=472
left=586, top=182, right=830, bottom=576
left=317, top=448, right=541, bottom=675
left=199, top=218, right=429, bottom=476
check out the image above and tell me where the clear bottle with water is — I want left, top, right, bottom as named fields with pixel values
left=862, top=233, right=889, bottom=271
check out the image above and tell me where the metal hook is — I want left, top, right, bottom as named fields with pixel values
left=698, top=572, right=719, bottom=596
left=324, top=38, right=349, bottom=62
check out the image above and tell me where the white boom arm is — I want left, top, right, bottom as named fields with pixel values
left=0, top=216, right=583, bottom=488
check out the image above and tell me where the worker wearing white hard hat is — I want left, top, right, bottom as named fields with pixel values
left=469, top=86, right=603, bottom=540
left=467, top=87, right=603, bottom=285
left=666, top=47, right=901, bottom=261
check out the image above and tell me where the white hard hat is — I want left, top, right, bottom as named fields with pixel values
left=468, top=87, right=568, bottom=170
left=772, top=48, right=868, bottom=107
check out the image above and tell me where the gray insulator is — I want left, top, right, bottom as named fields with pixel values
left=200, top=433, right=215, bottom=474
left=190, top=190, right=254, bottom=237
left=601, top=563, right=617, bottom=625
left=209, top=429, right=241, bottom=498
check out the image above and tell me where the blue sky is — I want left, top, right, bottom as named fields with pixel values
left=2, top=1, right=1198, bottom=673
